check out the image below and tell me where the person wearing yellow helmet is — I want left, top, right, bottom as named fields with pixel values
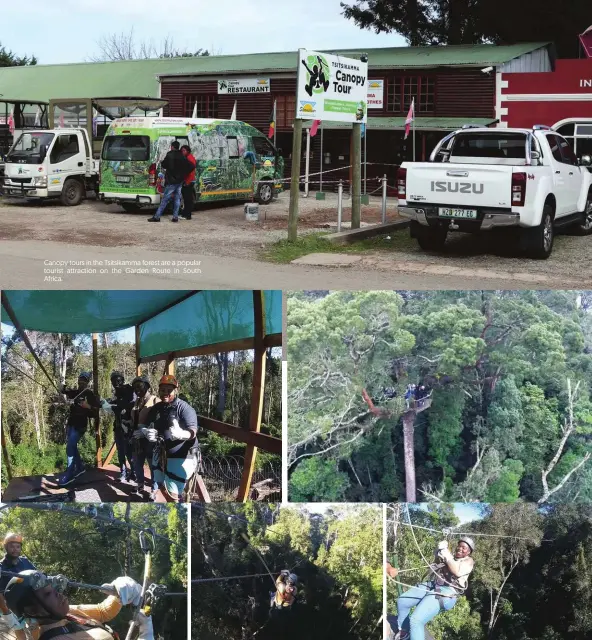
left=134, top=375, right=198, bottom=502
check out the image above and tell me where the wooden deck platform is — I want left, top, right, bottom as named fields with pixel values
left=1, top=464, right=168, bottom=503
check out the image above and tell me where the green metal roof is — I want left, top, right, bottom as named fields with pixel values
left=1, top=290, right=283, bottom=358
left=0, top=43, right=550, bottom=103
left=304, top=117, right=498, bottom=130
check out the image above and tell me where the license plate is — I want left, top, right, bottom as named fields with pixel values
left=439, top=208, right=477, bottom=219
left=116, top=176, right=131, bottom=183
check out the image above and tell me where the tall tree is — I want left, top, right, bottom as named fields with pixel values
left=340, top=0, right=591, bottom=57
left=0, top=43, right=37, bottom=67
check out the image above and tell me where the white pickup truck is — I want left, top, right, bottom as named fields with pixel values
left=3, top=128, right=98, bottom=205
left=397, top=125, right=592, bottom=259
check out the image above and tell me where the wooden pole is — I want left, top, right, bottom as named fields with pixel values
left=351, top=122, right=362, bottom=229
left=135, top=325, right=142, bottom=376
left=1, top=420, right=13, bottom=481
left=237, top=291, right=267, bottom=501
left=92, top=333, right=101, bottom=467
left=288, top=117, right=303, bottom=241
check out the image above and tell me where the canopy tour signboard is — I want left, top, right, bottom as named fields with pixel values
left=296, top=49, right=368, bottom=123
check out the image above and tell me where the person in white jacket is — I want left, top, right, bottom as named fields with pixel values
left=3, top=571, right=154, bottom=640
left=393, top=537, right=475, bottom=640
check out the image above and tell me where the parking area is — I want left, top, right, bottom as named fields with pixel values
left=0, top=191, right=589, bottom=287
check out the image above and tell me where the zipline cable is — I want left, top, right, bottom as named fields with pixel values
left=192, top=573, right=271, bottom=584
left=2, top=359, right=50, bottom=392
left=0, top=503, right=176, bottom=545
left=394, top=519, right=549, bottom=543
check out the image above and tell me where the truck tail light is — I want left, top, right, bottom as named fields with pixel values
left=511, top=172, right=526, bottom=206
left=397, top=167, right=407, bottom=199
left=148, top=163, right=157, bottom=186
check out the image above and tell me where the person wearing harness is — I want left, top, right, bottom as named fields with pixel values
left=3, top=570, right=154, bottom=640
left=136, top=375, right=198, bottom=503
left=107, top=372, right=135, bottom=484
left=394, top=537, right=475, bottom=640
left=270, top=571, right=298, bottom=612
left=0, top=533, right=37, bottom=636
left=55, top=372, right=102, bottom=488
left=130, top=376, right=160, bottom=501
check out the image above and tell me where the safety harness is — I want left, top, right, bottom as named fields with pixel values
left=38, top=615, right=118, bottom=640
left=429, top=560, right=471, bottom=610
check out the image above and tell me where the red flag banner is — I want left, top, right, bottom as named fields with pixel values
left=580, top=25, right=592, bottom=58
left=310, top=120, right=321, bottom=137
left=404, top=98, right=415, bottom=140
left=268, top=100, right=276, bottom=139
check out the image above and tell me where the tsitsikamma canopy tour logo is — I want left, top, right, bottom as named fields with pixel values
left=302, top=53, right=331, bottom=97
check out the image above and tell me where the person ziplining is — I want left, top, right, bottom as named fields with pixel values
left=269, top=570, right=298, bottom=614
left=2, top=570, right=154, bottom=639
left=389, top=537, right=475, bottom=640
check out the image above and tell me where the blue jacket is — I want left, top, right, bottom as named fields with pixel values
left=0, top=554, right=37, bottom=591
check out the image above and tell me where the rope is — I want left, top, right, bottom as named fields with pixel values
left=192, top=573, right=270, bottom=584
left=396, top=520, right=550, bottom=543
left=387, top=576, right=457, bottom=599
left=403, top=504, right=464, bottom=594
left=2, top=358, right=50, bottom=391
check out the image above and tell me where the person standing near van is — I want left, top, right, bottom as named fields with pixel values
left=180, top=145, right=196, bottom=220
left=148, top=140, right=192, bottom=223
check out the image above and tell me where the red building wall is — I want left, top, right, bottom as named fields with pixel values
left=501, top=59, right=592, bottom=128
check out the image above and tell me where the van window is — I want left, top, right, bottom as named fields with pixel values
left=102, top=135, right=150, bottom=161
left=253, top=137, right=275, bottom=157
left=227, top=136, right=239, bottom=158
left=50, top=134, right=80, bottom=164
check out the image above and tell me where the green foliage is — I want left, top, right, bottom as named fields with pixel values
left=288, top=291, right=592, bottom=502
left=289, top=457, right=350, bottom=502
left=193, top=504, right=382, bottom=639
left=0, top=505, right=186, bottom=638
left=0, top=43, right=37, bottom=66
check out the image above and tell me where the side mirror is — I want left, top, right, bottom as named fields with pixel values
left=530, top=150, right=541, bottom=160
left=580, top=155, right=591, bottom=167
left=277, top=148, right=283, bottom=156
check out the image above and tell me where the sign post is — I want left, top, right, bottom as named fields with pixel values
left=288, top=48, right=368, bottom=240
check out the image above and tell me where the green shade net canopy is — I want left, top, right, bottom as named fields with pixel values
left=2, top=290, right=282, bottom=359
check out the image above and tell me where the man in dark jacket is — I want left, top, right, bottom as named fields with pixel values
left=148, top=141, right=192, bottom=223
left=107, top=371, right=135, bottom=483
left=55, top=371, right=102, bottom=487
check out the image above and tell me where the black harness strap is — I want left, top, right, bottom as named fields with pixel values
left=39, top=621, right=89, bottom=639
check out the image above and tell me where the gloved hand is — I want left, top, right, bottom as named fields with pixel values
left=437, top=540, right=448, bottom=551
left=144, top=427, right=158, bottom=443
left=0, top=611, right=25, bottom=630
left=164, top=420, right=191, bottom=441
left=121, top=419, right=132, bottom=435
left=106, top=577, right=142, bottom=606
left=133, top=428, right=146, bottom=439
left=136, top=610, right=155, bottom=640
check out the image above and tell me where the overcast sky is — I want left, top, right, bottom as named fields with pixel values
left=2, top=0, right=406, bottom=66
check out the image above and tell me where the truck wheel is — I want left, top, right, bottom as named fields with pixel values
left=574, top=190, right=592, bottom=235
left=256, top=181, right=274, bottom=205
left=413, top=223, right=447, bottom=252
left=524, top=205, right=554, bottom=259
left=61, top=179, right=84, bottom=206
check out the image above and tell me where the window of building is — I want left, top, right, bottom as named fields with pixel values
left=387, top=76, right=435, bottom=114
left=276, top=95, right=296, bottom=128
left=183, top=94, right=218, bottom=118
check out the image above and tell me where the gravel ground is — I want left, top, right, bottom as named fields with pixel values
left=0, top=191, right=399, bottom=257
left=0, top=191, right=589, bottom=284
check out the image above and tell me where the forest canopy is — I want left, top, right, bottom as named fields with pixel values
left=287, top=290, right=592, bottom=504
left=192, top=503, right=382, bottom=640
left=388, top=502, right=592, bottom=640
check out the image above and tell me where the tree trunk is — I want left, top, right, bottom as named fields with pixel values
left=215, top=352, right=229, bottom=419
left=124, top=502, right=132, bottom=575
left=406, top=0, right=422, bottom=46
left=402, top=411, right=417, bottom=502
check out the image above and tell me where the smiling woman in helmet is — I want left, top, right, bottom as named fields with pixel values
left=134, top=375, right=198, bottom=503
left=3, top=571, right=154, bottom=640
left=392, top=537, right=475, bottom=640
left=270, top=570, right=298, bottom=613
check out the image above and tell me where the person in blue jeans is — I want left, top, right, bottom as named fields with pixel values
left=107, top=371, right=135, bottom=483
left=395, top=537, right=475, bottom=640
left=56, top=372, right=102, bottom=487
left=148, top=140, right=193, bottom=223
